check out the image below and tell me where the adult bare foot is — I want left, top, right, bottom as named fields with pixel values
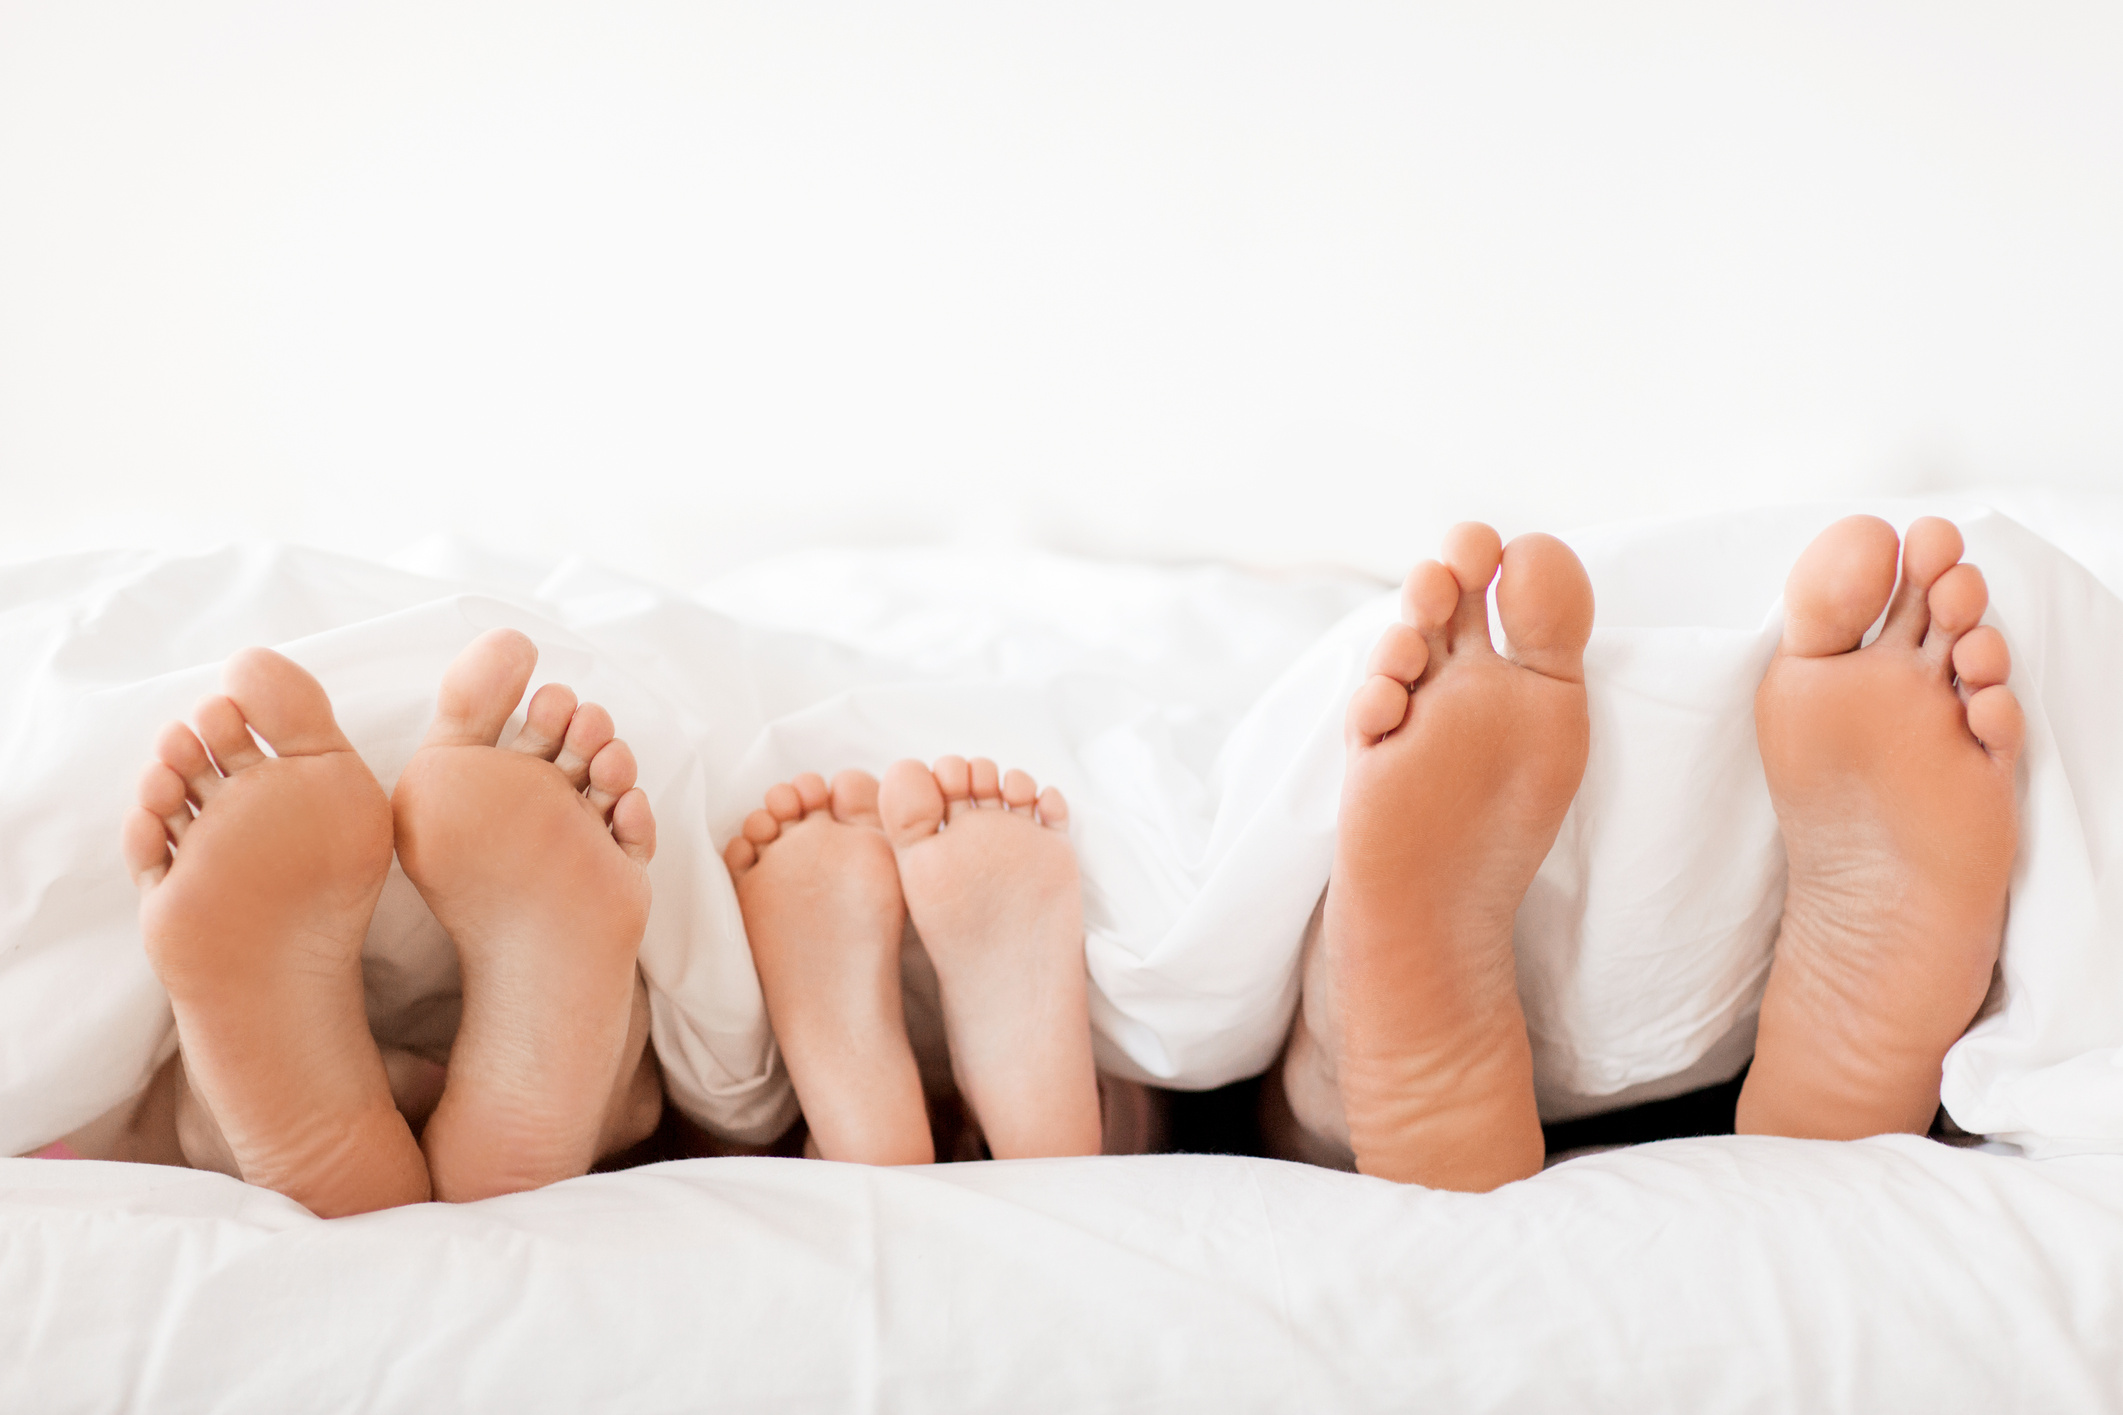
left=1738, top=516, right=2022, bottom=1139
left=1314, top=523, right=1594, bottom=1191
left=121, top=649, right=428, bottom=1216
left=726, top=770, right=932, bottom=1165
left=392, top=629, right=660, bottom=1201
left=878, top=757, right=1101, bottom=1160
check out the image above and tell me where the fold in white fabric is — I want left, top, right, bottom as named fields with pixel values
left=3, top=499, right=2120, bottom=1156
left=6, top=1140, right=2122, bottom=1411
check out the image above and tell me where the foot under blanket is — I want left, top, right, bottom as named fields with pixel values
left=3, top=500, right=2120, bottom=1156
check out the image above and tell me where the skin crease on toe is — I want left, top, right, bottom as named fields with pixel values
left=1739, top=516, right=2023, bottom=1140
left=123, top=648, right=429, bottom=1217
left=1308, top=524, right=1593, bottom=1193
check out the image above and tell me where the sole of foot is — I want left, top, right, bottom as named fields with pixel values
left=392, top=628, right=659, bottom=1201
left=1323, top=523, right=1594, bottom=1191
left=122, top=648, right=428, bottom=1216
left=878, top=756, right=1102, bottom=1160
left=727, top=770, right=933, bottom=1165
left=1738, top=515, right=2022, bottom=1139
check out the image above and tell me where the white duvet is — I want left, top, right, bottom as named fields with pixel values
left=7, top=497, right=2123, bottom=1411
left=5, top=498, right=2122, bottom=1156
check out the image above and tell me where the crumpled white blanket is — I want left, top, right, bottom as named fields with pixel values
left=3, top=499, right=2120, bottom=1157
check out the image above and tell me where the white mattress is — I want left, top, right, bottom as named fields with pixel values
left=7, top=1139, right=2122, bottom=1412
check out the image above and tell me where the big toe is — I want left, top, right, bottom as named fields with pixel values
left=877, top=759, right=946, bottom=848
left=1781, top=515, right=1901, bottom=658
left=1496, top=533, right=1593, bottom=682
left=221, top=648, right=354, bottom=757
left=425, top=629, right=539, bottom=748
left=830, top=770, right=884, bottom=828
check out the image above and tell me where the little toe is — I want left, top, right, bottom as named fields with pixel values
left=585, top=740, right=638, bottom=820
left=1441, top=522, right=1504, bottom=647
left=506, top=683, right=579, bottom=761
left=194, top=695, right=267, bottom=776
left=1367, top=623, right=1430, bottom=687
left=830, top=770, right=884, bottom=828
left=425, top=629, right=539, bottom=749
left=156, top=721, right=222, bottom=804
left=1781, top=515, right=1901, bottom=657
left=1496, top=532, right=1594, bottom=684
left=1953, top=625, right=2012, bottom=692
left=969, top=757, right=1003, bottom=807
left=138, top=761, right=192, bottom=845
left=612, top=787, right=657, bottom=864
left=1002, top=769, right=1038, bottom=811
left=932, top=755, right=975, bottom=823
left=1967, top=683, right=2025, bottom=763
left=1036, top=785, right=1070, bottom=831
left=122, top=807, right=173, bottom=889
left=552, top=703, right=617, bottom=790
left=1347, top=675, right=1414, bottom=746
left=724, top=835, right=759, bottom=876
left=1882, top=517, right=1966, bottom=644
left=880, top=758, right=949, bottom=847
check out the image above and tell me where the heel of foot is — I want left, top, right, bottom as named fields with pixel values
left=1341, top=1017, right=1545, bottom=1190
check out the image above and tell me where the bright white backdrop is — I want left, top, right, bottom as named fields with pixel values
left=3, top=2, right=2121, bottom=582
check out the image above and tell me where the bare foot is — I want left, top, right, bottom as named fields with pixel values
left=878, top=757, right=1101, bottom=1160
left=726, top=770, right=932, bottom=1165
left=121, top=649, right=428, bottom=1216
left=1738, top=516, right=2023, bottom=1139
left=392, top=629, right=660, bottom=1201
left=1321, top=523, right=1593, bottom=1191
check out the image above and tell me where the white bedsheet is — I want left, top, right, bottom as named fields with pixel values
left=7, top=500, right=2123, bottom=1411
left=5, top=498, right=2123, bottom=1157
left=6, top=1139, right=2121, bottom=1412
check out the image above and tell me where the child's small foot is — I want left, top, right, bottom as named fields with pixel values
left=1321, top=524, right=1593, bottom=1190
left=1739, top=516, right=2021, bottom=1138
left=122, top=648, right=426, bottom=1215
left=727, top=771, right=932, bottom=1165
left=878, top=757, right=1101, bottom=1159
left=392, top=629, right=658, bottom=1201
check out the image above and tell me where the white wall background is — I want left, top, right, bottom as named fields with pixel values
left=3, top=2, right=2120, bottom=583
